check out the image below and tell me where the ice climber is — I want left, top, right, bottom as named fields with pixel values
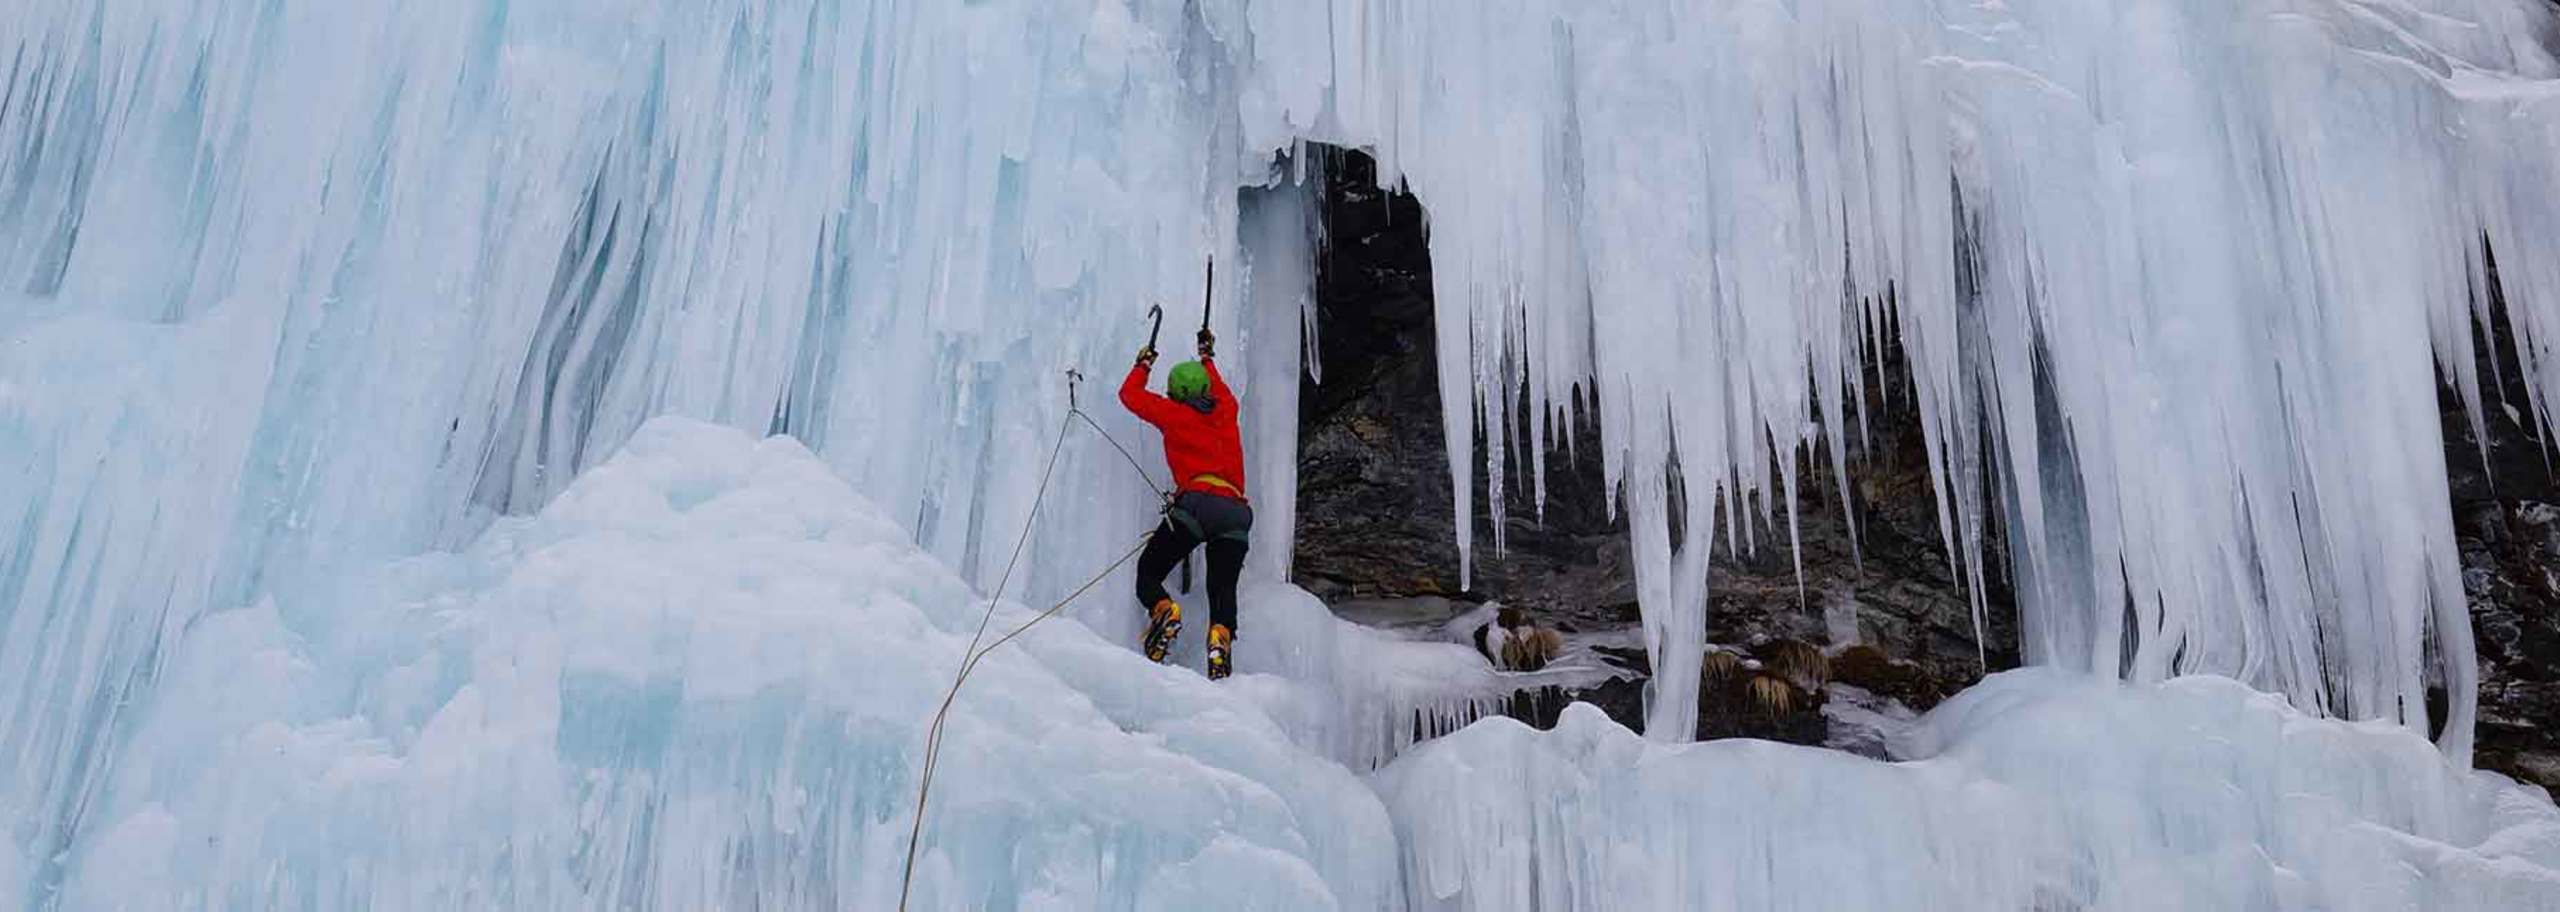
left=1120, top=326, right=1252, bottom=680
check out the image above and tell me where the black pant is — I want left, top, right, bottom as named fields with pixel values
left=1136, top=491, right=1254, bottom=632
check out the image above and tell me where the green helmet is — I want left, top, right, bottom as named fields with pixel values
left=1166, top=361, right=1211, bottom=402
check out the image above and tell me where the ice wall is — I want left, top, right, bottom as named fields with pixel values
left=1376, top=669, right=2560, bottom=911
left=58, top=418, right=1399, bottom=910
left=1228, top=0, right=2560, bottom=746
left=7, top=0, right=2560, bottom=899
left=1, top=1, right=1273, bottom=896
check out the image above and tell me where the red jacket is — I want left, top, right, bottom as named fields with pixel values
left=1121, top=359, right=1247, bottom=501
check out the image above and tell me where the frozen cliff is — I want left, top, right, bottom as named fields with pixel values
left=9, top=0, right=2560, bottom=908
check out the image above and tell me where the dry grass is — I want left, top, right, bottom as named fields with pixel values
left=1761, top=638, right=1831, bottom=691
left=1746, top=673, right=1801, bottom=718
left=1499, top=626, right=1564, bottom=671
left=1701, top=648, right=1746, bottom=688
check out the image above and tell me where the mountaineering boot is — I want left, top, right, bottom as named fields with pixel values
left=1206, top=624, right=1233, bottom=681
left=1143, top=598, right=1183, bottom=663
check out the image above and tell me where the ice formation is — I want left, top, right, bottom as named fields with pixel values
left=1235, top=0, right=2560, bottom=744
left=43, top=421, right=2560, bottom=911
left=1224, top=584, right=1622, bottom=772
left=61, top=419, right=1400, bottom=909
left=1379, top=669, right=2560, bottom=911
left=8, top=0, right=2560, bottom=907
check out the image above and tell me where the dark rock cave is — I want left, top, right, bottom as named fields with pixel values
left=1286, top=145, right=2557, bottom=789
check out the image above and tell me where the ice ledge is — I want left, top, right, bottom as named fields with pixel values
left=1374, top=668, right=2560, bottom=911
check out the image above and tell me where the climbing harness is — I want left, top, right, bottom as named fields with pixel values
left=896, top=369, right=1165, bottom=912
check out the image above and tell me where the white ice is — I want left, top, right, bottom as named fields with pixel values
left=1379, top=669, right=2560, bottom=911
left=63, top=418, right=1399, bottom=910
left=8, top=0, right=2560, bottom=907
left=1230, top=0, right=2560, bottom=748
left=54, top=417, right=2560, bottom=911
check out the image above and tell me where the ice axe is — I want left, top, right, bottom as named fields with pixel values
left=1181, top=258, right=1218, bottom=594
left=1134, top=302, right=1193, bottom=593
left=1196, top=257, right=1214, bottom=345
left=1143, top=259, right=1217, bottom=594
left=1142, top=257, right=1213, bottom=357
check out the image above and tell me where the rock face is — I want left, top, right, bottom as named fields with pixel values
left=1294, top=148, right=2555, bottom=789
left=2456, top=500, right=2560, bottom=791
left=2444, top=290, right=2560, bottom=793
left=1292, top=148, right=2012, bottom=744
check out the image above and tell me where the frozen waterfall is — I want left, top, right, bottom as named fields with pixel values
left=7, top=0, right=2560, bottom=908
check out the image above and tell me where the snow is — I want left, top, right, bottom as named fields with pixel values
left=1228, top=588, right=1623, bottom=771
left=6, top=0, right=2560, bottom=906
left=60, top=418, right=1399, bottom=910
left=1378, top=669, right=2560, bottom=911
left=43, top=418, right=2560, bottom=910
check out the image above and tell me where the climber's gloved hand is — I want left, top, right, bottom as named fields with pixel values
left=1196, top=329, right=1215, bottom=360
left=1135, top=345, right=1158, bottom=368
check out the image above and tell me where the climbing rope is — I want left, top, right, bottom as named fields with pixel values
left=1076, top=407, right=1167, bottom=501
left=896, top=372, right=1164, bottom=911
left=1067, top=366, right=1170, bottom=501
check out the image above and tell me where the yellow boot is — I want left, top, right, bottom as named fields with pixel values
left=1142, top=598, right=1182, bottom=663
left=1206, top=624, right=1234, bottom=681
